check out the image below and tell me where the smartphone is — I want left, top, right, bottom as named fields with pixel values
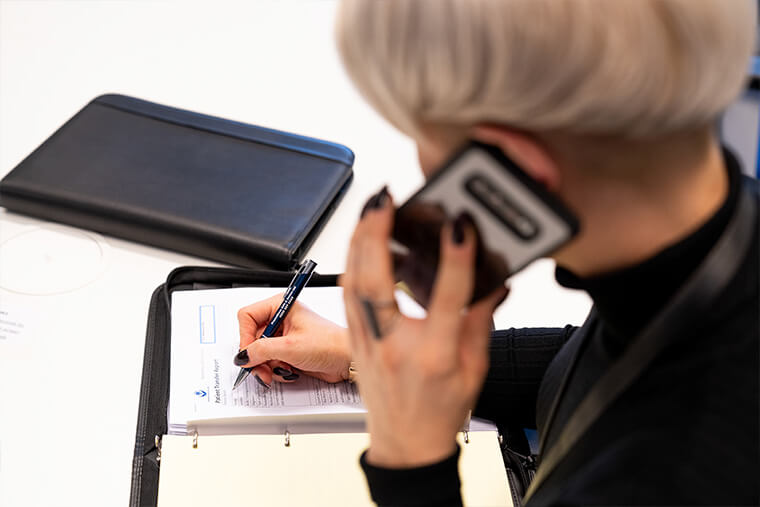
left=391, top=141, right=579, bottom=305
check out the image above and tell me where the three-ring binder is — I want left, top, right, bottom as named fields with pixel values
left=182, top=427, right=474, bottom=449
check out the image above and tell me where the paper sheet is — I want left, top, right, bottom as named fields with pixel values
left=169, top=286, right=426, bottom=434
left=157, top=431, right=512, bottom=507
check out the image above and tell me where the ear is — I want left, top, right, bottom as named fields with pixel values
left=471, top=125, right=561, bottom=192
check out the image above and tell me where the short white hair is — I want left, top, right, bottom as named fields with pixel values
left=336, top=0, right=756, bottom=138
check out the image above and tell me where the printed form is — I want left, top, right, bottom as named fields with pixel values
left=169, top=286, right=425, bottom=434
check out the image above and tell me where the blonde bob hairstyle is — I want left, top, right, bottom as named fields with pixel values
left=336, top=0, right=756, bottom=139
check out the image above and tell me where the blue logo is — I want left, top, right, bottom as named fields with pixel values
left=194, top=390, right=207, bottom=397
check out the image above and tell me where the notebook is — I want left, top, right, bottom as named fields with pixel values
left=161, top=285, right=512, bottom=506
left=0, top=94, right=354, bottom=269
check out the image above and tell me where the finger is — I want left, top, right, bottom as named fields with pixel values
left=352, top=192, right=398, bottom=342
left=456, top=286, right=509, bottom=391
left=426, top=214, right=477, bottom=349
left=251, top=363, right=273, bottom=389
left=342, top=220, right=371, bottom=356
left=237, top=293, right=284, bottom=349
left=354, top=188, right=396, bottom=304
left=341, top=231, right=362, bottom=352
left=462, top=286, right=510, bottom=352
left=269, top=360, right=300, bottom=382
left=236, top=336, right=299, bottom=369
left=342, top=277, right=372, bottom=359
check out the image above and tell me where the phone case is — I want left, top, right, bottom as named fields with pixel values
left=392, top=142, right=578, bottom=303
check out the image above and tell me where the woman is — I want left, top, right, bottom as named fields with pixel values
left=233, top=1, right=759, bottom=504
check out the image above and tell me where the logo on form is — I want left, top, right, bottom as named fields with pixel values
left=194, top=390, right=207, bottom=398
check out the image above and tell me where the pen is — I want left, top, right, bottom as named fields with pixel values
left=232, top=259, right=318, bottom=390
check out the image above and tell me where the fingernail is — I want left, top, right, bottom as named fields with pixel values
left=283, top=373, right=300, bottom=381
left=234, top=349, right=249, bottom=366
left=254, top=374, right=271, bottom=389
left=360, top=185, right=389, bottom=218
left=273, top=367, right=292, bottom=377
left=452, top=212, right=473, bottom=244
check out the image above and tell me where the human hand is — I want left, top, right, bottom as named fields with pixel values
left=235, top=294, right=352, bottom=387
left=342, top=187, right=508, bottom=468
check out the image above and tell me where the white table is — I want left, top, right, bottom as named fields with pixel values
left=0, top=2, right=591, bottom=506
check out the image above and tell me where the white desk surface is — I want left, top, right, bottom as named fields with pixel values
left=0, top=2, right=591, bottom=506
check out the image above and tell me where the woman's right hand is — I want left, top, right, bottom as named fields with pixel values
left=234, top=293, right=352, bottom=387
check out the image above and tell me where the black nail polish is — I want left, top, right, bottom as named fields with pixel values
left=360, top=185, right=389, bottom=218
left=452, top=213, right=474, bottom=245
left=452, top=216, right=466, bottom=244
left=376, top=185, right=389, bottom=206
left=273, top=367, right=292, bottom=377
left=254, top=374, right=270, bottom=389
left=234, top=349, right=249, bottom=366
left=283, top=373, right=300, bottom=381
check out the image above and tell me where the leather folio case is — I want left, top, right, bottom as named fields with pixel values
left=0, top=94, right=354, bottom=269
left=130, top=266, right=342, bottom=507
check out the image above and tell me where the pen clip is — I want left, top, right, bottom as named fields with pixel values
left=286, top=259, right=313, bottom=287
left=286, top=268, right=303, bottom=288
left=286, top=259, right=317, bottom=292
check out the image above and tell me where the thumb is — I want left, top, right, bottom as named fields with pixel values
left=237, top=293, right=284, bottom=349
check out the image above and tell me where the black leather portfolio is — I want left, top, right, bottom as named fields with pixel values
left=130, top=266, right=341, bottom=507
left=0, top=94, right=354, bottom=269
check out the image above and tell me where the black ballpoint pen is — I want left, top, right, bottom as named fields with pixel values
left=232, top=259, right=317, bottom=390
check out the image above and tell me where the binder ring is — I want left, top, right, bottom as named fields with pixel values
left=155, top=435, right=162, bottom=462
left=284, top=430, right=291, bottom=447
left=192, top=430, right=199, bottom=449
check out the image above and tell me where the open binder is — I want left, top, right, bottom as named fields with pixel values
left=130, top=266, right=515, bottom=507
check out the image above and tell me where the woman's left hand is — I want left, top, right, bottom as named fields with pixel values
left=341, top=188, right=508, bottom=468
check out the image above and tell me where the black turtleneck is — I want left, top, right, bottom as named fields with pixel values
left=531, top=150, right=758, bottom=505
left=361, top=150, right=759, bottom=506
left=554, top=148, right=740, bottom=349
left=534, top=151, right=742, bottom=459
